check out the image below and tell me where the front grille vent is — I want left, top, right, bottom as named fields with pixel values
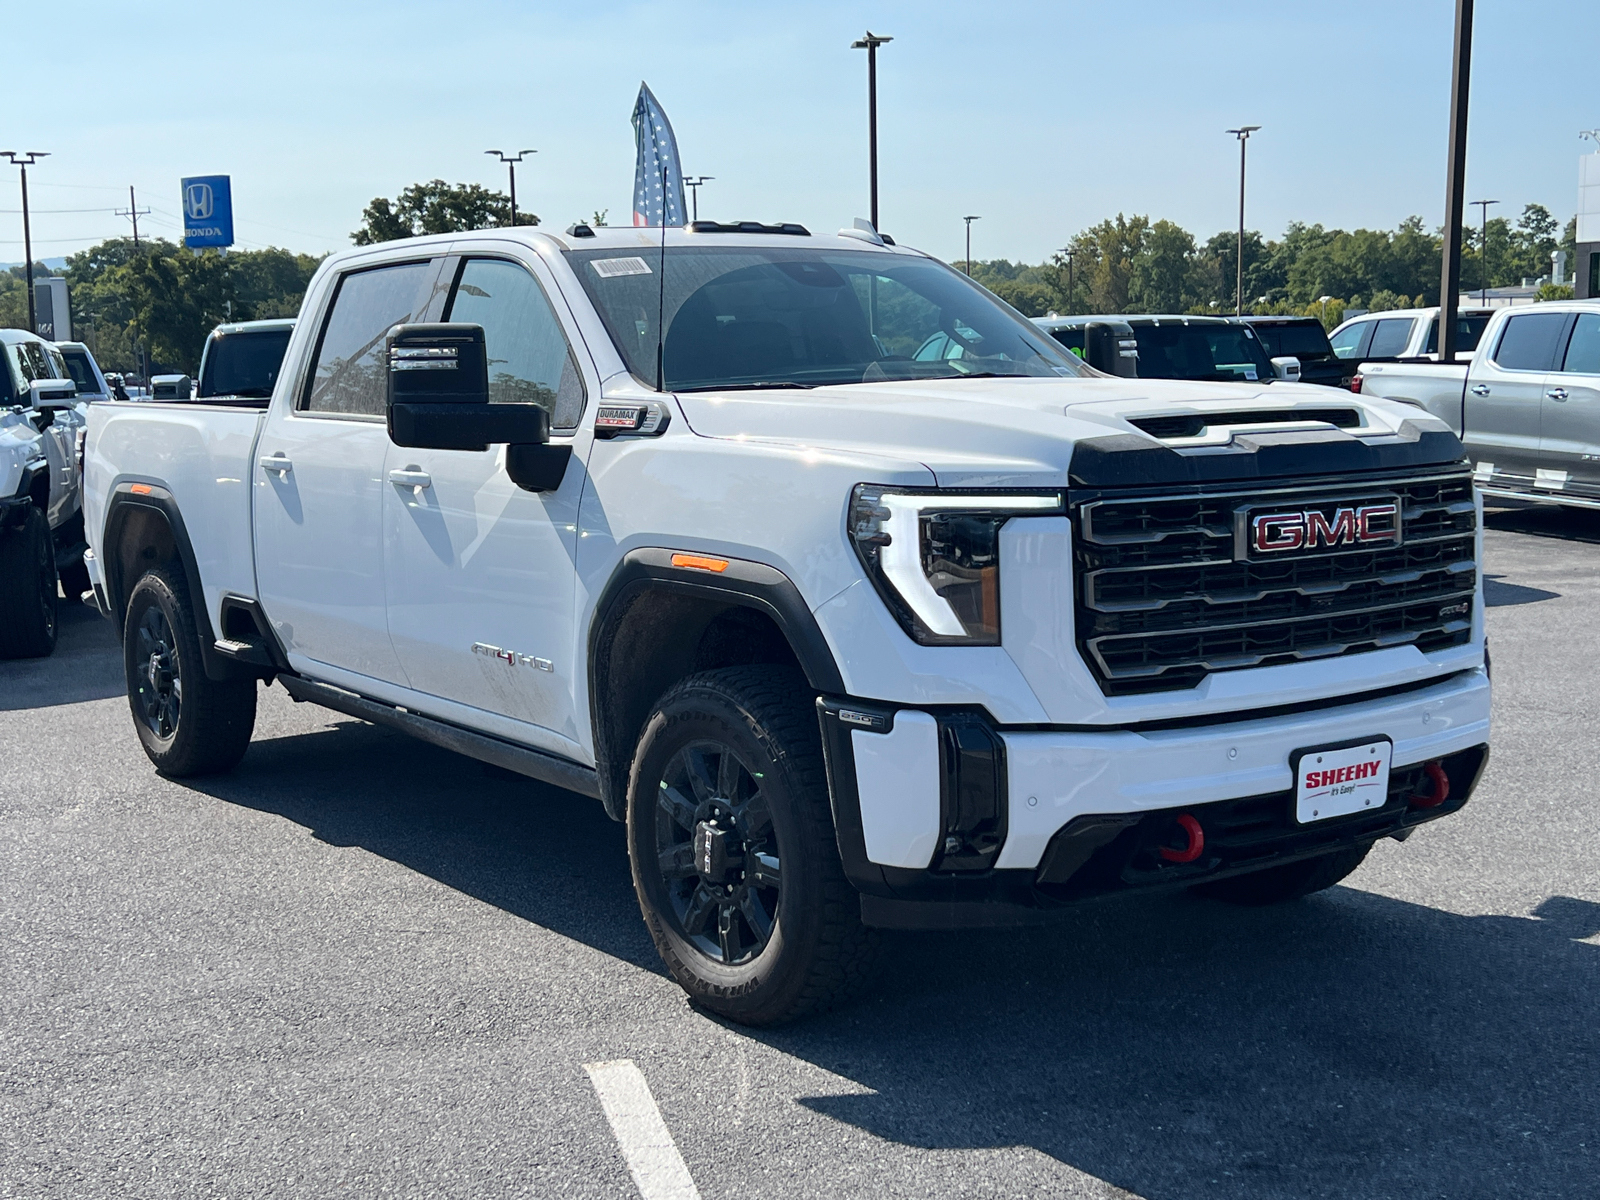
left=1072, top=470, right=1477, bottom=695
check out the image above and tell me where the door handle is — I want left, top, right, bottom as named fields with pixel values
left=1546, top=387, right=1569, bottom=402
left=1469, top=384, right=1490, bottom=396
left=258, top=454, right=292, bottom=475
left=388, top=468, right=433, bottom=489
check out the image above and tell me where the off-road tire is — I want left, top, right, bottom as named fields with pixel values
left=0, top=506, right=59, bottom=659
left=626, top=666, right=878, bottom=1025
left=123, top=567, right=256, bottom=776
left=1192, top=841, right=1372, bottom=906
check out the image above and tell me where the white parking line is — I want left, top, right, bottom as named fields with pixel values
left=584, top=1059, right=703, bottom=1200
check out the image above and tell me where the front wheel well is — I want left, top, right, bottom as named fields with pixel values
left=590, top=587, right=817, bottom=821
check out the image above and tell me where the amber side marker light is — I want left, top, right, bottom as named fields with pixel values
left=129, top=483, right=153, bottom=495
left=671, top=553, right=729, bottom=573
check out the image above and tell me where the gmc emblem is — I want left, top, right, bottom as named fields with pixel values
left=1240, top=500, right=1401, bottom=558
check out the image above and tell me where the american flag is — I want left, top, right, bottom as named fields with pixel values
left=632, top=82, right=686, bottom=227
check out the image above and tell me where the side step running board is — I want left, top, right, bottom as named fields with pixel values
left=277, top=674, right=602, bottom=800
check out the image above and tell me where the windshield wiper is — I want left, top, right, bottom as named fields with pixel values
left=674, top=381, right=814, bottom=392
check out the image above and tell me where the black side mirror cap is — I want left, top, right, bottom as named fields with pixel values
left=1084, top=321, right=1139, bottom=378
left=385, top=322, right=552, bottom=450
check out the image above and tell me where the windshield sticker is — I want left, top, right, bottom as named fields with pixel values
left=591, top=257, right=653, bottom=279
left=1244, top=367, right=1258, bottom=380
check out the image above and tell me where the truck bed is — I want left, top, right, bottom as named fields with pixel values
left=1357, top=361, right=1469, bottom=435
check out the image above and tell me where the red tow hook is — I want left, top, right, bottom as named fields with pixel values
left=1410, top=762, right=1451, bottom=809
left=1159, top=813, right=1205, bottom=863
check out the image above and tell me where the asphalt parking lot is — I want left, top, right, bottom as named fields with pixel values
left=2, top=506, right=1596, bottom=1200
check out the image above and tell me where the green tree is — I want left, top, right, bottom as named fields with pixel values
left=352, top=180, right=539, bottom=245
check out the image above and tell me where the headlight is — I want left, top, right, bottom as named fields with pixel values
left=848, top=485, right=1062, bottom=645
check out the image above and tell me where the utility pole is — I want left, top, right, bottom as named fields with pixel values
left=684, top=176, right=714, bottom=222
left=1225, top=127, right=1260, bottom=316
left=1439, top=0, right=1474, bottom=362
left=963, top=215, right=980, bottom=275
left=485, top=149, right=535, bottom=227
left=1471, top=198, right=1498, bottom=302
left=2, top=152, right=49, bottom=336
left=116, top=184, right=150, bottom=245
left=851, top=31, right=892, bottom=231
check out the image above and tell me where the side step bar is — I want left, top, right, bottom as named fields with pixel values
left=278, top=674, right=602, bottom=800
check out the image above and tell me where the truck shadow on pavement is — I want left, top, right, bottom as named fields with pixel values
left=1485, top=503, right=1600, bottom=545
left=194, top=712, right=1598, bottom=1200
left=0, top=602, right=123, bottom=711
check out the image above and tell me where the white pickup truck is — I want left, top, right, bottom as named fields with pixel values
left=84, top=223, right=1491, bottom=1023
left=1357, top=299, right=1600, bottom=508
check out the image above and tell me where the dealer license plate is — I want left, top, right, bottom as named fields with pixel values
left=1293, top=739, right=1392, bottom=824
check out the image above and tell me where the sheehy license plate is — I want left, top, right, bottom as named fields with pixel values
left=1294, top=739, right=1391, bottom=824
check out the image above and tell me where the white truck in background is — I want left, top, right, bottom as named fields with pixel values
left=83, top=223, right=1490, bottom=1023
left=1357, top=300, right=1600, bottom=508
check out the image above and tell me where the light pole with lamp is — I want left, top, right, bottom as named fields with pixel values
left=1, top=151, right=48, bottom=336
left=1470, top=198, right=1498, bottom=302
left=684, top=176, right=714, bottom=222
left=963, top=215, right=980, bottom=275
left=1225, top=126, right=1260, bottom=316
left=485, top=149, right=535, bottom=227
left=1056, top=245, right=1075, bottom=310
left=1319, top=295, right=1333, bottom=326
left=851, top=31, right=892, bottom=231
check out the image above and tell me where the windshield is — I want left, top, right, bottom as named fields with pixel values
left=61, top=349, right=101, bottom=395
left=567, top=245, right=1088, bottom=390
left=1252, top=321, right=1334, bottom=360
left=1132, top=322, right=1275, bottom=383
left=198, top=328, right=293, bottom=398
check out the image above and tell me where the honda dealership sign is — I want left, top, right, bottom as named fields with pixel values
left=181, top=175, right=234, bottom=248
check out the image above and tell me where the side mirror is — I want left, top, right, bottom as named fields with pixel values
left=385, top=322, right=570, bottom=491
left=1271, top=356, right=1302, bottom=382
left=1083, top=322, right=1139, bottom=378
left=29, top=378, right=77, bottom=409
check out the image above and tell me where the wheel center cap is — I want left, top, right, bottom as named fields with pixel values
left=693, top=820, right=741, bottom=883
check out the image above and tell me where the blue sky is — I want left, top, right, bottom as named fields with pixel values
left=6, top=0, right=1597, bottom=266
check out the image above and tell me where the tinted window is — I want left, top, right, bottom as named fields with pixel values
left=1046, top=326, right=1085, bottom=355
left=13, top=339, right=56, bottom=382
left=1131, top=323, right=1274, bottom=382
left=1424, top=314, right=1491, bottom=354
left=444, top=259, right=586, bottom=428
left=199, top=329, right=293, bottom=398
left=1251, top=321, right=1334, bottom=359
left=1366, top=318, right=1415, bottom=358
left=1329, top=321, right=1373, bottom=360
left=305, top=261, right=434, bottom=416
left=568, top=246, right=1086, bottom=390
left=1493, top=312, right=1569, bottom=372
left=1559, top=312, right=1600, bottom=375
left=61, top=348, right=100, bottom=395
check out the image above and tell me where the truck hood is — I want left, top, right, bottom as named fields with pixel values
left=669, top=376, right=1460, bottom=488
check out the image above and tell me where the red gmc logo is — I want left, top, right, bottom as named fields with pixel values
left=1247, top=501, right=1400, bottom=555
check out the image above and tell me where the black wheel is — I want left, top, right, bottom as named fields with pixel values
left=626, top=667, right=878, bottom=1025
left=1191, top=841, right=1372, bottom=906
left=123, top=567, right=256, bottom=777
left=0, top=506, right=59, bottom=659
left=58, top=557, right=91, bottom=604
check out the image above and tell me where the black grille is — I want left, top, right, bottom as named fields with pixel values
left=1073, top=470, right=1477, bottom=695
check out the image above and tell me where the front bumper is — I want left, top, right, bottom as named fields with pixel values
left=818, top=667, right=1490, bottom=927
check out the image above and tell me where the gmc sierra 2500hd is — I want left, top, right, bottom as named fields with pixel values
left=83, top=222, right=1491, bottom=1024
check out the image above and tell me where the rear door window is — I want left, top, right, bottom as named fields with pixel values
left=443, top=258, right=587, bottom=428
left=1425, top=313, right=1492, bottom=354
left=1492, top=312, right=1571, bottom=372
left=304, top=260, right=436, bottom=417
left=1365, top=318, right=1415, bottom=359
left=1557, top=312, right=1600, bottom=375
left=1329, top=321, right=1374, bottom=360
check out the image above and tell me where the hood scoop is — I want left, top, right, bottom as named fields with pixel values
left=1128, top=407, right=1364, bottom=446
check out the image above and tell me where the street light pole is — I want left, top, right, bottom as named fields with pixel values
left=2, top=151, right=49, bottom=336
left=1471, top=198, right=1498, bottom=302
left=684, top=176, right=714, bottom=222
left=1225, top=127, right=1260, bottom=317
left=485, top=149, right=535, bottom=227
left=1057, top=246, right=1075, bottom=310
left=1439, top=0, right=1474, bottom=362
left=1319, top=295, right=1333, bottom=326
left=851, top=31, right=892, bottom=231
left=963, top=215, right=980, bottom=275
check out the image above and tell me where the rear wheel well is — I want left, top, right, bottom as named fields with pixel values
left=590, top=588, right=809, bottom=820
left=108, top=505, right=180, bottom=630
